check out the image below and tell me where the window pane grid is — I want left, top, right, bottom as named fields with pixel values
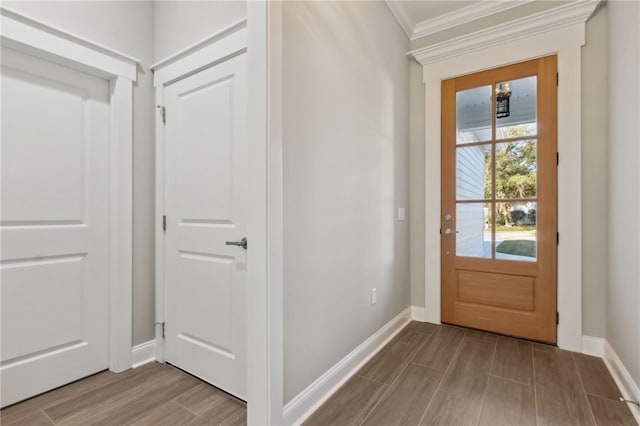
left=494, top=134, right=538, bottom=144
left=455, top=76, right=538, bottom=261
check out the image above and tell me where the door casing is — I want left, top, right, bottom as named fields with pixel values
left=161, top=51, right=249, bottom=399
left=413, top=18, right=594, bottom=352
left=151, top=18, right=248, bottom=364
left=0, top=7, right=137, bottom=381
left=440, top=56, right=558, bottom=343
left=153, top=11, right=284, bottom=423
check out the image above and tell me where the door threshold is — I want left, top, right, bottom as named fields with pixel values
left=440, top=321, right=557, bottom=347
left=164, top=362, right=247, bottom=405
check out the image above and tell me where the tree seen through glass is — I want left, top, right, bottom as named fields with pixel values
left=484, top=125, right=537, bottom=229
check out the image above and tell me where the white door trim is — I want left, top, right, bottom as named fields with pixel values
left=150, top=19, right=247, bottom=353
left=412, top=2, right=599, bottom=352
left=243, top=1, right=285, bottom=423
left=246, top=1, right=285, bottom=424
left=152, top=10, right=283, bottom=422
left=153, top=16, right=284, bottom=423
left=150, top=18, right=247, bottom=87
left=0, top=7, right=138, bottom=372
left=150, top=18, right=247, bottom=364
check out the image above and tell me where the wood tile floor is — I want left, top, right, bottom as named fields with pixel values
left=2, top=322, right=636, bottom=426
left=0, top=362, right=246, bottom=426
left=305, top=322, right=638, bottom=426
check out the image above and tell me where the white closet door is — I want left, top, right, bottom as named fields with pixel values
left=163, top=53, right=248, bottom=400
left=0, top=46, right=111, bottom=407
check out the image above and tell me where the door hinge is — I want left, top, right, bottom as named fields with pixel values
left=162, top=215, right=166, bottom=232
left=156, top=105, right=166, bottom=125
left=557, top=72, right=559, bottom=86
left=155, top=321, right=165, bottom=338
left=556, top=312, right=559, bottom=325
left=557, top=232, right=559, bottom=245
left=557, top=152, right=559, bottom=165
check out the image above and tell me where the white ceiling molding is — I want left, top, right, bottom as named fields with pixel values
left=411, top=0, right=534, bottom=41
left=384, top=1, right=413, bottom=39
left=409, top=0, right=601, bottom=65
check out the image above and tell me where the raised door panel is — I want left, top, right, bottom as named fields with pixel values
left=1, top=68, right=86, bottom=222
left=177, top=252, right=234, bottom=354
left=174, top=78, right=233, bottom=222
left=1, top=256, right=85, bottom=361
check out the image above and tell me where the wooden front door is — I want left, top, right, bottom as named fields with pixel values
left=441, top=56, right=558, bottom=343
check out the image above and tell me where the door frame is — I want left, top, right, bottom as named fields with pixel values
left=247, top=1, right=284, bottom=423
left=410, top=1, right=600, bottom=352
left=0, top=7, right=138, bottom=372
left=151, top=6, right=284, bottom=422
left=151, top=14, right=248, bottom=371
left=440, top=57, right=558, bottom=343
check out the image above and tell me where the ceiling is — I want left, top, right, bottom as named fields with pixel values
left=385, top=0, right=531, bottom=40
left=391, top=1, right=475, bottom=26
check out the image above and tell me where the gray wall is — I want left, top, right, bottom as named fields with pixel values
left=581, top=6, right=607, bottom=338
left=283, top=1, right=411, bottom=403
left=408, top=3, right=610, bottom=340
left=409, top=60, right=426, bottom=308
left=3, top=1, right=157, bottom=346
left=606, top=0, right=640, bottom=387
left=153, top=1, right=246, bottom=61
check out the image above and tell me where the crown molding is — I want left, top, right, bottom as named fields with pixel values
left=410, top=0, right=601, bottom=65
left=384, top=1, right=413, bottom=39
left=412, top=0, right=534, bottom=41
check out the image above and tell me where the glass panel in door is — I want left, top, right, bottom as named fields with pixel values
left=456, top=85, right=492, bottom=144
left=455, top=75, right=539, bottom=261
left=441, top=55, right=558, bottom=344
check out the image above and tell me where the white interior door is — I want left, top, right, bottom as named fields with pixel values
left=0, top=46, right=111, bottom=407
left=163, top=53, right=248, bottom=400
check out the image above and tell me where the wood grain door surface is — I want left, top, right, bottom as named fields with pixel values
left=441, top=56, right=558, bottom=343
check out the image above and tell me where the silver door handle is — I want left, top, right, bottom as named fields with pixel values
left=443, top=228, right=459, bottom=236
left=225, top=237, right=247, bottom=249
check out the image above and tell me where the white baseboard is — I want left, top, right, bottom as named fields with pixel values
left=410, top=305, right=428, bottom=322
left=582, top=335, right=605, bottom=357
left=603, top=340, right=640, bottom=424
left=282, top=307, right=412, bottom=426
left=131, top=340, right=156, bottom=368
